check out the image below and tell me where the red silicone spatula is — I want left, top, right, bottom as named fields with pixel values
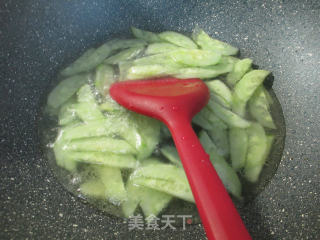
left=110, top=77, right=251, bottom=240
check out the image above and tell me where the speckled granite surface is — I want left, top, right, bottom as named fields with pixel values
left=1, top=0, right=319, bottom=239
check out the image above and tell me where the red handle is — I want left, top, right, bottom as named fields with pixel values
left=167, top=118, right=251, bottom=240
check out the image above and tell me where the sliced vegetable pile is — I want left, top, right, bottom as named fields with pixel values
left=46, top=27, right=277, bottom=219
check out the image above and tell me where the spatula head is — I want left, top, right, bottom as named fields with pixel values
left=109, top=78, right=209, bottom=124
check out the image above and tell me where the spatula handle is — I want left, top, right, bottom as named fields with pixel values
left=168, top=119, right=251, bottom=240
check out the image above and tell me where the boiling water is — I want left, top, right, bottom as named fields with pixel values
left=39, top=40, right=285, bottom=225
left=39, top=83, right=285, bottom=226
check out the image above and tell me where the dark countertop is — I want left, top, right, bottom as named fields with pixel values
left=1, top=0, right=319, bottom=239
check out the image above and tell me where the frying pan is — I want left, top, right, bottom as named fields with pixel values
left=1, top=0, right=319, bottom=239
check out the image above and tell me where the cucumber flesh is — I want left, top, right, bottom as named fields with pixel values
left=66, top=151, right=138, bottom=169
left=95, top=166, right=127, bottom=205
left=64, top=137, right=137, bottom=155
left=58, top=98, right=78, bottom=126
left=122, top=180, right=141, bottom=218
left=122, top=179, right=172, bottom=218
left=160, top=145, right=182, bottom=167
left=140, top=188, right=172, bottom=219
left=131, top=163, right=194, bottom=203
left=80, top=180, right=106, bottom=199
left=132, top=177, right=194, bottom=203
